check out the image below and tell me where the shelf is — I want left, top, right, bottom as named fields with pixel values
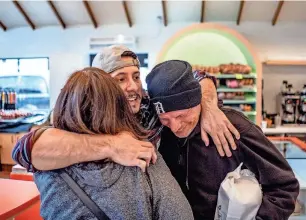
left=214, top=73, right=257, bottom=79
left=227, top=109, right=256, bottom=116
left=243, top=111, right=257, bottom=116
left=264, top=60, right=306, bottom=66
left=217, top=87, right=257, bottom=92
left=223, top=99, right=257, bottom=104
left=282, top=95, right=300, bottom=99
left=156, top=23, right=262, bottom=126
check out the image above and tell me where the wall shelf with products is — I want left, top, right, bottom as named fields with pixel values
left=157, top=23, right=262, bottom=125
left=242, top=111, right=257, bottom=116
left=217, top=87, right=257, bottom=93
left=223, top=98, right=257, bottom=104
left=276, top=81, right=306, bottom=125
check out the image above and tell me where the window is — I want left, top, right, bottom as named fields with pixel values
left=0, top=59, right=18, bottom=75
left=0, top=58, right=50, bottom=112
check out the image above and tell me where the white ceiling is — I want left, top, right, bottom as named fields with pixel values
left=128, top=1, right=164, bottom=25
left=242, top=1, right=279, bottom=22
left=18, top=1, right=59, bottom=26
left=53, top=1, right=91, bottom=26
left=167, top=1, right=202, bottom=23
left=0, top=0, right=306, bottom=30
left=90, top=1, right=127, bottom=25
left=205, top=1, right=240, bottom=22
left=0, top=1, right=28, bottom=27
left=278, top=1, right=306, bottom=22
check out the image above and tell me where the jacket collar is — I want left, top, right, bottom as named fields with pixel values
left=188, top=121, right=201, bottom=139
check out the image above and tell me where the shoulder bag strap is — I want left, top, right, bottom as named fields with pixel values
left=60, top=171, right=110, bottom=220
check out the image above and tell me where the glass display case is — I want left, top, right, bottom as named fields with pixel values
left=272, top=140, right=306, bottom=159
left=269, top=137, right=306, bottom=219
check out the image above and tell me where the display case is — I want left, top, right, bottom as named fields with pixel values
left=268, top=137, right=306, bottom=219
left=157, top=23, right=262, bottom=125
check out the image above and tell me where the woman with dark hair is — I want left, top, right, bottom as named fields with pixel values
left=34, top=67, right=193, bottom=220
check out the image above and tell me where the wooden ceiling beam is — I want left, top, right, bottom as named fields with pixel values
left=200, top=0, right=205, bottom=23
left=236, top=0, right=245, bottom=25
left=12, top=0, right=35, bottom=30
left=272, top=0, right=284, bottom=26
left=83, top=0, right=98, bottom=28
left=47, top=0, right=66, bottom=29
left=161, top=0, right=167, bottom=26
left=0, top=21, right=7, bottom=31
left=122, top=1, right=132, bottom=27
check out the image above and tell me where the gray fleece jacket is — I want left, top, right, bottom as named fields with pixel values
left=34, top=151, right=193, bottom=220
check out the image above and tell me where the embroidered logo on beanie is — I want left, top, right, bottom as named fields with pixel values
left=153, top=102, right=166, bottom=114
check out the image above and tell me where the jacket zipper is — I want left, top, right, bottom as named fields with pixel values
left=178, top=138, right=189, bottom=190
left=186, top=142, right=189, bottom=190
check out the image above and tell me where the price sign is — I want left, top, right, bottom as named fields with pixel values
left=235, top=74, right=243, bottom=79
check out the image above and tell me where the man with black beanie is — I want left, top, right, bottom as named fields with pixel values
left=146, top=60, right=299, bottom=220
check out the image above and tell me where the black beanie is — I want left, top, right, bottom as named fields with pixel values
left=146, top=60, right=201, bottom=114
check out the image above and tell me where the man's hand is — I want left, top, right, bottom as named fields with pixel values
left=29, top=128, right=157, bottom=172
left=109, top=132, right=157, bottom=172
left=200, top=104, right=240, bottom=157
left=198, top=77, right=240, bottom=157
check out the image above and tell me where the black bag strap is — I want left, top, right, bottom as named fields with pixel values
left=60, top=171, right=110, bottom=220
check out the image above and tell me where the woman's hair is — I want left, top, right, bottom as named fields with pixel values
left=53, top=67, right=147, bottom=139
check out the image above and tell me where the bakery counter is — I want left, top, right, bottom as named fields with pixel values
left=0, top=132, right=26, bottom=168
left=0, top=111, right=49, bottom=169
left=289, top=159, right=306, bottom=220
left=268, top=137, right=306, bottom=218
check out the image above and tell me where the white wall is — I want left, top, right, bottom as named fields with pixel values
left=262, top=65, right=306, bottom=114
left=1, top=21, right=306, bottom=110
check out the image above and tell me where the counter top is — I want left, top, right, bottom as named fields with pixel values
left=268, top=136, right=306, bottom=218
left=0, top=179, right=40, bottom=219
left=268, top=137, right=306, bottom=151
left=268, top=137, right=306, bottom=188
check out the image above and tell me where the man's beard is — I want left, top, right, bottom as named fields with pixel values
left=126, top=93, right=141, bottom=114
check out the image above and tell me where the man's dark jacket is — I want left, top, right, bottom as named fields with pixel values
left=159, top=107, right=299, bottom=220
